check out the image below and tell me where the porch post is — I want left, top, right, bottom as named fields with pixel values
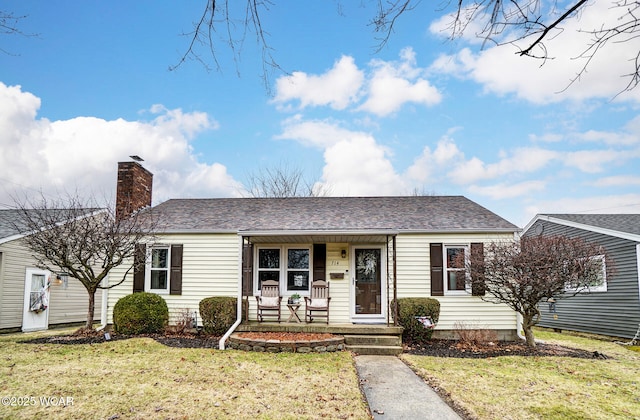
left=392, top=235, right=398, bottom=326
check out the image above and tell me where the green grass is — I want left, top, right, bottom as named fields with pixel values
left=0, top=329, right=369, bottom=419
left=3, top=328, right=639, bottom=419
left=401, top=329, right=640, bottom=420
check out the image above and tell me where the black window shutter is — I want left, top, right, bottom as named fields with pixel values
left=133, top=243, right=146, bottom=293
left=470, top=242, right=486, bottom=296
left=242, top=242, right=254, bottom=296
left=170, top=244, right=183, bottom=295
left=430, top=243, right=444, bottom=296
left=313, top=244, right=326, bottom=282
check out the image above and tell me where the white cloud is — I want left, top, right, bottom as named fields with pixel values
left=406, top=136, right=463, bottom=183
left=272, top=48, right=442, bottom=117
left=271, top=55, right=364, bottom=110
left=591, top=175, right=640, bottom=187
left=429, top=2, right=640, bottom=104
left=468, top=180, right=546, bottom=199
left=275, top=115, right=359, bottom=149
left=317, top=136, right=406, bottom=196
left=448, top=147, right=558, bottom=184
left=0, top=82, right=242, bottom=207
left=563, top=149, right=638, bottom=173
left=358, top=48, right=442, bottom=116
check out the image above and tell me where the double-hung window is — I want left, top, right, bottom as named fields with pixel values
left=445, top=245, right=468, bottom=293
left=286, top=248, right=310, bottom=292
left=255, top=246, right=311, bottom=295
left=565, top=254, right=608, bottom=293
left=257, top=248, right=280, bottom=290
left=148, top=246, right=170, bottom=293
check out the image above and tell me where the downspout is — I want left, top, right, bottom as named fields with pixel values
left=219, top=235, right=245, bottom=350
left=516, top=312, right=525, bottom=341
left=97, top=275, right=109, bottom=331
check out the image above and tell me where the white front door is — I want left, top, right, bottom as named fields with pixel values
left=22, top=268, right=50, bottom=332
left=351, top=246, right=386, bottom=323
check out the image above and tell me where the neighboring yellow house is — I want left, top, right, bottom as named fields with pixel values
left=106, top=164, right=521, bottom=341
left=0, top=210, right=102, bottom=333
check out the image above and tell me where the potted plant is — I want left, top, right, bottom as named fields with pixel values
left=289, top=294, right=301, bottom=304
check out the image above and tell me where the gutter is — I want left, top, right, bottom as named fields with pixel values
left=219, top=236, right=244, bottom=350
left=97, top=275, right=109, bottom=331
left=516, top=312, right=526, bottom=341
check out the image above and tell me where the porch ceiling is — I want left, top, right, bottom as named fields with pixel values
left=241, top=230, right=397, bottom=244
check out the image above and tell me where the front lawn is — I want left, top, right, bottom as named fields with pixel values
left=0, top=329, right=369, bottom=419
left=402, top=329, right=640, bottom=419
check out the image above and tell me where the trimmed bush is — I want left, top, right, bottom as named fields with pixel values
left=113, top=292, right=169, bottom=335
left=200, top=297, right=247, bottom=335
left=392, top=297, right=441, bottom=343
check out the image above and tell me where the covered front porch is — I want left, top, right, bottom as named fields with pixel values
left=239, top=230, right=400, bottom=327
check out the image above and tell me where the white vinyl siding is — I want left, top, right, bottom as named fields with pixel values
left=107, top=233, right=239, bottom=325
left=395, top=233, right=517, bottom=332
left=106, top=232, right=518, bottom=331
left=0, top=238, right=101, bottom=330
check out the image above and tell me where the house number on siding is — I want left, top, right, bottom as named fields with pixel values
left=330, top=260, right=341, bottom=266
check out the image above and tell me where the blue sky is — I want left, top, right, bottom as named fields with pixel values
left=1, top=1, right=639, bottom=227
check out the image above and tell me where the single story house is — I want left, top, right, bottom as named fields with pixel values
left=0, top=209, right=102, bottom=332
left=522, top=214, right=640, bottom=339
left=105, top=162, right=521, bottom=341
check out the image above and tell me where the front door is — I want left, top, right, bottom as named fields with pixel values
left=22, top=268, right=50, bottom=332
left=351, top=246, right=385, bottom=323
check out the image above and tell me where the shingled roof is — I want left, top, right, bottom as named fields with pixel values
left=541, top=214, right=640, bottom=237
left=150, top=196, right=518, bottom=233
left=0, top=208, right=101, bottom=243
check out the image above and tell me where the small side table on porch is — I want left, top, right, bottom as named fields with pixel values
left=286, top=303, right=302, bottom=323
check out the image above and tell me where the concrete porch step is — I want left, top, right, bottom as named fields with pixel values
left=344, top=334, right=402, bottom=347
left=346, top=344, right=403, bottom=356
left=344, top=334, right=403, bottom=355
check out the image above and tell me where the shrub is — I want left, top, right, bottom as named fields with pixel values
left=113, top=292, right=169, bottom=335
left=453, top=321, right=498, bottom=345
left=392, top=297, right=441, bottom=343
left=200, top=297, right=246, bottom=335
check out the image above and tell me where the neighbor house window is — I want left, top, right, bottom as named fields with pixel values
left=445, top=245, right=468, bottom=293
left=255, top=246, right=311, bottom=295
left=566, top=254, right=607, bottom=293
left=148, top=246, right=170, bottom=293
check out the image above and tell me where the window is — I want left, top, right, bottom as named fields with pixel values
left=255, top=246, right=311, bottom=294
left=566, top=254, right=607, bottom=293
left=135, top=244, right=182, bottom=295
left=257, top=248, right=280, bottom=290
left=148, top=246, right=170, bottom=293
left=445, top=245, right=468, bottom=293
left=286, top=248, right=310, bottom=291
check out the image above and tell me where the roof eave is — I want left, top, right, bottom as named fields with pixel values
left=524, top=214, right=640, bottom=242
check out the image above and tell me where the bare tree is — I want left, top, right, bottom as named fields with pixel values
left=177, top=1, right=640, bottom=93
left=244, top=163, right=329, bottom=198
left=1, top=10, right=37, bottom=55
left=463, top=235, right=612, bottom=347
left=13, top=193, right=159, bottom=331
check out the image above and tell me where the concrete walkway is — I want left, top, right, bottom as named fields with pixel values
left=354, top=355, right=461, bottom=420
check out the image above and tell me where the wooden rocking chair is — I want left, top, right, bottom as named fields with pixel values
left=304, top=280, right=330, bottom=324
left=255, top=280, right=281, bottom=322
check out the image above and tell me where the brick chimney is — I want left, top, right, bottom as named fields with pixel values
left=115, top=161, right=153, bottom=221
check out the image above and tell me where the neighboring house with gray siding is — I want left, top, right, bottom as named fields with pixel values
left=0, top=209, right=102, bottom=332
left=522, top=214, right=640, bottom=339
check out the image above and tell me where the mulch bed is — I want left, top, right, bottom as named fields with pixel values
left=404, top=339, right=609, bottom=359
left=21, top=331, right=609, bottom=359
left=21, top=330, right=221, bottom=349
